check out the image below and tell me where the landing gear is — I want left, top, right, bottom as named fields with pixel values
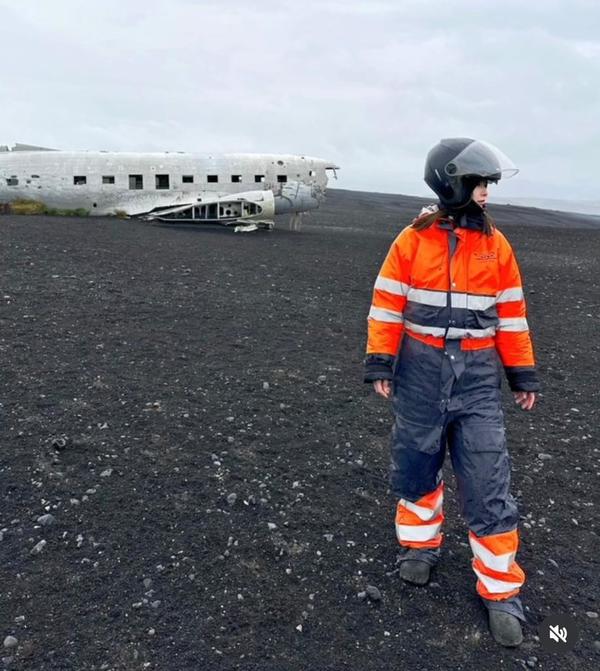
left=289, top=213, right=303, bottom=231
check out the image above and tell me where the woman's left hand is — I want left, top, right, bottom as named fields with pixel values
left=513, top=391, right=536, bottom=411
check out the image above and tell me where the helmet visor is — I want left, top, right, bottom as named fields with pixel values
left=444, top=140, right=518, bottom=179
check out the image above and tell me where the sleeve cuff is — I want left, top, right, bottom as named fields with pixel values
left=504, top=366, right=540, bottom=392
left=364, top=353, right=395, bottom=383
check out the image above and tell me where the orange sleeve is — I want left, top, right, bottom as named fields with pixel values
left=494, top=231, right=540, bottom=391
left=366, top=226, right=415, bottom=358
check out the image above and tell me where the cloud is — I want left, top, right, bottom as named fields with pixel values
left=0, top=0, right=598, bottom=199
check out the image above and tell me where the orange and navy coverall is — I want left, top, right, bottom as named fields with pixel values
left=364, top=211, right=539, bottom=620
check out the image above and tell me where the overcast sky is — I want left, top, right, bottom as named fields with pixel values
left=0, top=0, right=598, bottom=202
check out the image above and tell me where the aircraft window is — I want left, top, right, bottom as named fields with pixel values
left=73, top=176, right=87, bottom=185
left=255, top=174, right=265, bottom=183
left=102, top=176, right=115, bottom=184
left=129, top=174, right=143, bottom=190
left=6, top=177, right=18, bottom=186
left=182, top=175, right=194, bottom=183
left=31, top=174, right=40, bottom=178
left=309, top=170, right=316, bottom=177
left=207, top=175, right=219, bottom=183
left=156, top=174, right=170, bottom=190
left=231, top=175, right=242, bottom=183
left=277, top=175, right=287, bottom=183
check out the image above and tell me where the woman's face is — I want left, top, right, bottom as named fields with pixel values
left=471, top=180, right=489, bottom=207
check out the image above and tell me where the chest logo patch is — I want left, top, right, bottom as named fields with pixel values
left=474, top=252, right=497, bottom=261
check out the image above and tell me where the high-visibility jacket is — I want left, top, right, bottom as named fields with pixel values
left=365, top=216, right=540, bottom=392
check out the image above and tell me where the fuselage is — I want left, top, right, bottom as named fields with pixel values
left=0, top=148, right=338, bottom=217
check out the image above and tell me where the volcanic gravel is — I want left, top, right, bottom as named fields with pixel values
left=1, top=189, right=599, bottom=670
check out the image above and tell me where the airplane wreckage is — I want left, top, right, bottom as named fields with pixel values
left=0, top=143, right=339, bottom=231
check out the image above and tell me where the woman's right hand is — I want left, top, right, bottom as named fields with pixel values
left=373, top=379, right=392, bottom=399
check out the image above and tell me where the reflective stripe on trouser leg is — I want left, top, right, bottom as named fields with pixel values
left=469, top=529, right=525, bottom=600
left=395, top=482, right=444, bottom=549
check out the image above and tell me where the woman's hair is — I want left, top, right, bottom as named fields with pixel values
left=411, top=206, right=495, bottom=236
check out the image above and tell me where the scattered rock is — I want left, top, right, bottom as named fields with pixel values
left=37, top=514, right=55, bottom=526
left=226, top=493, right=237, bottom=505
left=3, top=637, right=17, bottom=649
left=586, top=611, right=598, bottom=619
left=366, top=585, right=381, bottom=601
left=30, top=540, right=47, bottom=555
left=51, top=436, right=68, bottom=451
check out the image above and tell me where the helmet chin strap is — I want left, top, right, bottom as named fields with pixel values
left=445, top=199, right=486, bottom=229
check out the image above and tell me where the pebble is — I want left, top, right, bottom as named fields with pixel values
left=262, top=382, right=270, bottom=391
left=366, top=585, right=382, bottom=601
left=37, top=514, right=55, bottom=526
left=30, top=540, right=47, bottom=555
left=226, top=493, right=237, bottom=505
left=357, top=591, right=367, bottom=600
left=143, top=578, right=153, bottom=589
left=548, top=558, right=559, bottom=568
left=526, top=657, right=537, bottom=668
left=100, top=469, right=112, bottom=478
left=14, top=617, right=25, bottom=625
left=267, top=523, right=277, bottom=531
left=537, top=453, right=552, bottom=460
left=3, top=637, right=17, bottom=649
left=593, top=640, right=600, bottom=652
left=586, top=611, right=598, bottom=618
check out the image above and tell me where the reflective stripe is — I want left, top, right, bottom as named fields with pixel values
left=473, top=568, right=524, bottom=594
left=407, top=288, right=447, bottom=307
left=469, top=536, right=516, bottom=573
left=453, top=293, right=496, bottom=311
left=447, top=325, right=496, bottom=339
left=496, top=287, right=524, bottom=303
left=404, top=321, right=496, bottom=339
left=406, top=289, right=497, bottom=311
left=497, top=317, right=529, bottom=332
left=404, top=320, right=446, bottom=337
left=368, top=306, right=404, bottom=323
left=400, top=491, right=443, bottom=521
left=396, top=521, right=442, bottom=542
left=375, top=276, right=409, bottom=296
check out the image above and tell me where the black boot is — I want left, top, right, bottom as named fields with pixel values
left=488, top=610, right=523, bottom=647
left=399, top=560, right=431, bottom=585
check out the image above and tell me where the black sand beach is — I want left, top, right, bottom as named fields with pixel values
left=1, top=189, right=599, bottom=670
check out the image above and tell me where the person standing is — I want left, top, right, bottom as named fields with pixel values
left=364, top=138, right=539, bottom=647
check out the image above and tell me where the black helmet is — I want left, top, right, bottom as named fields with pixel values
left=424, top=138, right=518, bottom=209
